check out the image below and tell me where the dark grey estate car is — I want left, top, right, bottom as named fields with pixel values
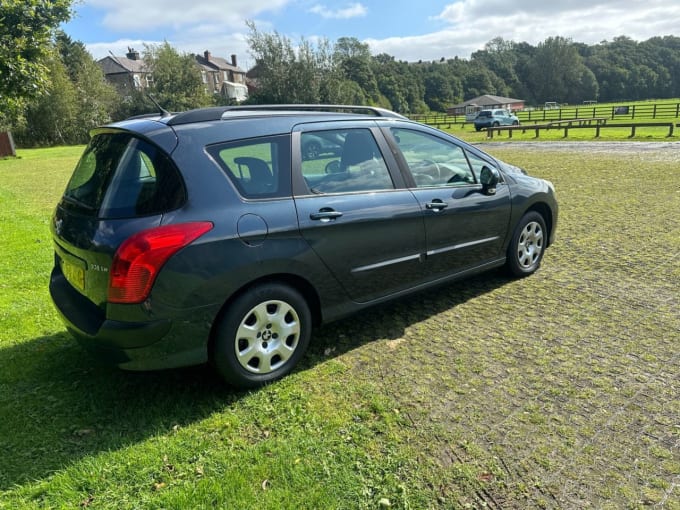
left=50, top=105, right=557, bottom=388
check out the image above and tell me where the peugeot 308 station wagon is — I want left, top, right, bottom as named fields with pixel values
left=50, top=105, right=557, bottom=388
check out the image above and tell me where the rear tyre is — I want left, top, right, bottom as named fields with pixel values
left=506, top=211, right=546, bottom=277
left=212, top=283, right=312, bottom=388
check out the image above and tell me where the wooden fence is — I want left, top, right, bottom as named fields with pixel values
left=519, top=103, right=680, bottom=123
left=486, top=122, right=678, bottom=139
left=410, top=102, right=680, bottom=128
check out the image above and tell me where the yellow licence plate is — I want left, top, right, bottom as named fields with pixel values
left=61, top=258, right=85, bottom=292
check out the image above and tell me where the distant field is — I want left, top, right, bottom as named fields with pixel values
left=0, top=144, right=678, bottom=508
left=415, top=98, right=680, bottom=143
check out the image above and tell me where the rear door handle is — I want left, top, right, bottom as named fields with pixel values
left=425, top=199, right=448, bottom=211
left=310, top=209, right=343, bottom=221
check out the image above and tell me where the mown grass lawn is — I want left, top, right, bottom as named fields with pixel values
left=0, top=143, right=678, bottom=509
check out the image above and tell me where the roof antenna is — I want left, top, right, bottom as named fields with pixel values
left=147, top=94, right=171, bottom=117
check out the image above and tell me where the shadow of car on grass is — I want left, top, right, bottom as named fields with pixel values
left=0, top=269, right=512, bottom=490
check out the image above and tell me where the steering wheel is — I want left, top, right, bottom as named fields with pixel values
left=419, top=159, right=441, bottom=179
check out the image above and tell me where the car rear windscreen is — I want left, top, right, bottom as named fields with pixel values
left=63, top=133, right=185, bottom=219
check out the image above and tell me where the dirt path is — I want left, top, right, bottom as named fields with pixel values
left=474, top=140, right=680, bottom=160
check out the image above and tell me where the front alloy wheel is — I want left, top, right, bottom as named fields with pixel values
left=212, top=283, right=311, bottom=388
left=507, top=211, right=546, bottom=277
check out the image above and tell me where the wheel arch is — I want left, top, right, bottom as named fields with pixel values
left=524, top=202, right=554, bottom=247
left=207, top=273, right=322, bottom=356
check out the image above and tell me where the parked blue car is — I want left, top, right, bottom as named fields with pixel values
left=474, top=109, right=520, bottom=131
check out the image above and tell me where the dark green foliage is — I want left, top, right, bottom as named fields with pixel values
left=143, top=42, right=214, bottom=112
left=247, top=24, right=680, bottom=114
left=0, top=0, right=72, bottom=127
left=14, top=32, right=117, bottom=147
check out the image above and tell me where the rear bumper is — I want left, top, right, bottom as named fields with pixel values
left=50, top=268, right=214, bottom=370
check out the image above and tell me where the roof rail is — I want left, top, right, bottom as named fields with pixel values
left=166, top=104, right=406, bottom=126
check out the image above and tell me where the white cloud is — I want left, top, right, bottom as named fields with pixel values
left=77, top=0, right=680, bottom=65
left=308, top=3, right=367, bottom=20
left=370, top=0, right=680, bottom=61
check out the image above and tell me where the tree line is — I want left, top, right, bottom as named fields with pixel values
left=247, top=29, right=680, bottom=114
left=3, top=4, right=680, bottom=147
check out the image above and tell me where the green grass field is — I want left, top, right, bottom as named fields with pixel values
left=0, top=144, right=678, bottom=508
left=416, top=98, right=680, bottom=144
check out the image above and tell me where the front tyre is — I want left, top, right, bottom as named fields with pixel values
left=212, top=283, right=312, bottom=388
left=506, top=211, right=546, bottom=277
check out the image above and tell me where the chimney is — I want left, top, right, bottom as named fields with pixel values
left=126, top=47, right=140, bottom=60
left=204, top=50, right=211, bottom=61
left=231, top=54, right=237, bottom=67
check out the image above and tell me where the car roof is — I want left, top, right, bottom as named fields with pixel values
left=125, top=104, right=406, bottom=126
left=100, top=105, right=410, bottom=153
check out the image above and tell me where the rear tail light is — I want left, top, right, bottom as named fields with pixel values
left=108, top=222, right=213, bottom=304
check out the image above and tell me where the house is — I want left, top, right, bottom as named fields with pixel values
left=98, top=48, right=248, bottom=102
left=98, top=48, right=151, bottom=96
left=194, top=51, right=248, bottom=102
left=447, top=95, right=525, bottom=120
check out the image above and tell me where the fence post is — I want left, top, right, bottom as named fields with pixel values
left=653, top=104, right=657, bottom=119
left=632, top=105, right=636, bottom=119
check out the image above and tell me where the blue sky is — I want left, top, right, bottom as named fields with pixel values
left=62, top=0, right=680, bottom=68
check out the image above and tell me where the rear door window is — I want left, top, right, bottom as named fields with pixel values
left=208, top=135, right=291, bottom=199
left=64, top=133, right=186, bottom=218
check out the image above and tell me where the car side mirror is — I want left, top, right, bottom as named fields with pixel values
left=480, top=166, right=499, bottom=195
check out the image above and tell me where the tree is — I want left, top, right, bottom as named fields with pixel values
left=15, top=33, right=118, bottom=146
left=15, top=55, right=78, bottom=146
left=525, top=36, right=591, bottom=103
left=334, top=37, right=379, bottom=100
left=424, top=67, right=456, bottom=112
left=471, top=37, right=521, bottom=97
left=246, top=21, right=337, bottom=104
left=55, top=32, right=118, bottom=137
left=0, top=0, right=72, bottom=127
left=143, top=41, right=213, bottom=111
left=371, top=54, right=426, bottom=113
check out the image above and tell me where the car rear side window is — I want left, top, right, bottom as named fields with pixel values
left=208, top=135, right=291, bottom=199
left=64, top=133, right=186, bottom=218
